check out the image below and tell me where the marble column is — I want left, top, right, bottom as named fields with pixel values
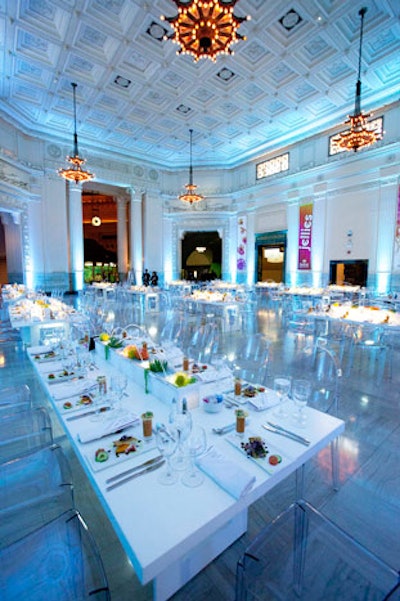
left=128, top=188, right=143, bottom=286
left=68, top=183, right=84, bottom=291
left=377, top=172, right=398, bottom=292
left=116, top=196, right=128, bottom=281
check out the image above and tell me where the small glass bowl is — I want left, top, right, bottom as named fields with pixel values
left=202, top=394, right=224, bottom=413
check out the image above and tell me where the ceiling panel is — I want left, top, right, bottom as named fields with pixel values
left=0, top=0, right=399, bottom=168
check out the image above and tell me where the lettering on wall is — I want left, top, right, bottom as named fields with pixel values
left=298, top=202, right=313, bottom=270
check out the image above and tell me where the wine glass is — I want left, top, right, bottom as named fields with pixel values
left=170, top=404, right=192, bottom=471
left=109, top=374, right=128, bottom=412
left=182, top=425, right=207, bottom=487
left=292, top=379, right=312, bottom=426
left=156, top=426, right=179, bottom=485
left=273, top=375, right=291, bottom=418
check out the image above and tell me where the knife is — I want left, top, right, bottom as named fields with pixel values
left=106, top=460, right=165, bottom=491
left=266, top=421, right=311, bottom=444
left=106, top=455, right=164, bottom=484
left=66, top=406, right=111, bottom=421
left=263, top=423, right=310, bottom=446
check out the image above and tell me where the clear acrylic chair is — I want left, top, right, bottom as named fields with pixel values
left=231, top=333, right=270, bottom=384
left=0, top=509, right=111, bottom=600
left=186, top=321, right=220, bottom=363
left=348, top=323, right=387, bottom=383
left=0, top=407, right=53, bottom=463
left=0, top=444, right=74, bottom=546
left=0, top=384, right=32, bottom=414
left=236, top=499, right=400, bottom=601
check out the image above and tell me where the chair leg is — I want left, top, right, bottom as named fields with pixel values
left=293, top=501, right=308, bottom=596
left=235, top=559, right=247, bottom=601
left=331, top=438, right=340, bottom=491
left=295, top=464, right=305, bottom=498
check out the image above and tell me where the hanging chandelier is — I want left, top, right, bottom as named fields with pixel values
left=179, top=129, right=204, bottom=205
left=58, top=83, right=94, bottom=184
left=161, top=0, right=250, bottom=63
left=333, top=7, right=383, bottom=153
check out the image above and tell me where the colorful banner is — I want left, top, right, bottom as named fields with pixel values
left=237, top=216, right=247, bottom=272
left=393, top=186, right=400, bottom=273
left=298, top=202, right=313, bottom=270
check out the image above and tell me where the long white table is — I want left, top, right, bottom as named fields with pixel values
left=29, top=347, right=345, bottom=601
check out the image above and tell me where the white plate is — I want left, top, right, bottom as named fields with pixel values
left=83, top=425, right=157, bottom=472
left=225, top=430, right=292, bottom=475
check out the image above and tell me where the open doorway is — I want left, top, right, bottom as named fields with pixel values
left=181, top=231, right=222, bottom=281
left=82, top=192, right=118, bottom=283
left=329, top=260, right=368, bottom=287
left=255, top=232, right=287, bottom=283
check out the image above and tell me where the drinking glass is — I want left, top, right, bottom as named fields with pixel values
left=170, top=407, right=192, bottom=471
left=292, top=378, right=312, bottom=426
left=273, top=375, right=291, bottom=418
left=109, top=374, right=127, bottom=412
left=182, top=425, right=207, bottom=487
left=156, top=426, right=179, bottom=485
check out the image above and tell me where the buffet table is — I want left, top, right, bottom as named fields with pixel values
left=28, top=341, right=345, bottom=601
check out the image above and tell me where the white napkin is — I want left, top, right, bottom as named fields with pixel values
left=51, top=379, right=95, bottom=400
left=247, top=389, right=280, bottom=411
left=77, top=412, right=139, bottom=444
left=27, top=345, right=50, bottom=355
left=196, top=447, right=256, bottom=499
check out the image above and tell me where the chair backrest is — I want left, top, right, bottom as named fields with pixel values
left=302, top=338, right=342, bottom=414
left=0, top=407, right=53, bottom=463
left=0, top=509, right=110, bottom=600
left=0, top=444, right=74, bottom=546
left=0, top=384, right=31, bottom=405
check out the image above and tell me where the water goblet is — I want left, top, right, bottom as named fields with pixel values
left=170, top=404, right=193, bottom=471
left=292, top=379, right=312, bottom=426
left=156, top=426, right=179, bottom=485
left=109, top=374, right=127, bottom=412
left=273, top=375, right=291, bottom=418
left=182, top=425, right=207, bottom=488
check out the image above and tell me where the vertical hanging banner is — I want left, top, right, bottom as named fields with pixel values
left=393, top=186, right=400, bottom=273
left=298, top=202, right=313, bottom=270
left=237, top=216, right=247, bottom=272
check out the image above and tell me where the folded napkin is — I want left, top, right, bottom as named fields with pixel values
left=27, top=345, right=50, bottom=355
left=196, top=447, right=256, bottom=499
left=247, top=389, right=280, bottom=411
left=78, top=412, right=139, bottom=444
left=51, top=378, right=95, bottom=400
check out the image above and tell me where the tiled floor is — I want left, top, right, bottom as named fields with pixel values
left=1, top=304, right=399, bottom=600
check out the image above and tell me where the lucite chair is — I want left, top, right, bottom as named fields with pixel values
left=0, top=509, right=111, bottom=600
left=186, top=321, right=220, bottom=363
left=0, top=444, right=74, bottom=546
left=348, top=323, right=387, bottom=383
left=0, top=407, right=53, bottom=463
left=0, top=384, right=32, bottom=414
left=231, top=333, right=270, bottom=384
left=236, top=499, right=400, bottom=601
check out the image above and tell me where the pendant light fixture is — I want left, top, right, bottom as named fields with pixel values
left=161, top=0, right=250, bottom=63
left=179, top=129, right=204, bottom=205
left=333, top=7, right=383, bottom=152
left=58, top=83, right=94, bottom=183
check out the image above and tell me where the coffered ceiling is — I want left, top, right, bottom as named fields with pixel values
left=1, top=0, right=399, bottom=169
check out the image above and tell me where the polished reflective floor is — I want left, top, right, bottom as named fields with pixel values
left=1, top=305, right=399, bottom=601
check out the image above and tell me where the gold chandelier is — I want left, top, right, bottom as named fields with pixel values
left=333, top=7, right=383, bottom=153
left=58, top=83, right=94, bottom=184
left=161, top=0, right=250, bottom=63
left=179, top=129, right=204, bottom=205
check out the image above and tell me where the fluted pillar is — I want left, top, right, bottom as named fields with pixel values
left=129, top=189, right=143, bottom=286
left=116, top=196, right=128, bottom=281
left=68, top=183, right=84, bottom=291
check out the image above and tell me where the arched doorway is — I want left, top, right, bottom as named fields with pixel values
left=181, top=231, right=222, bottom=281
left=82, top=192, right=118, bottom=283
